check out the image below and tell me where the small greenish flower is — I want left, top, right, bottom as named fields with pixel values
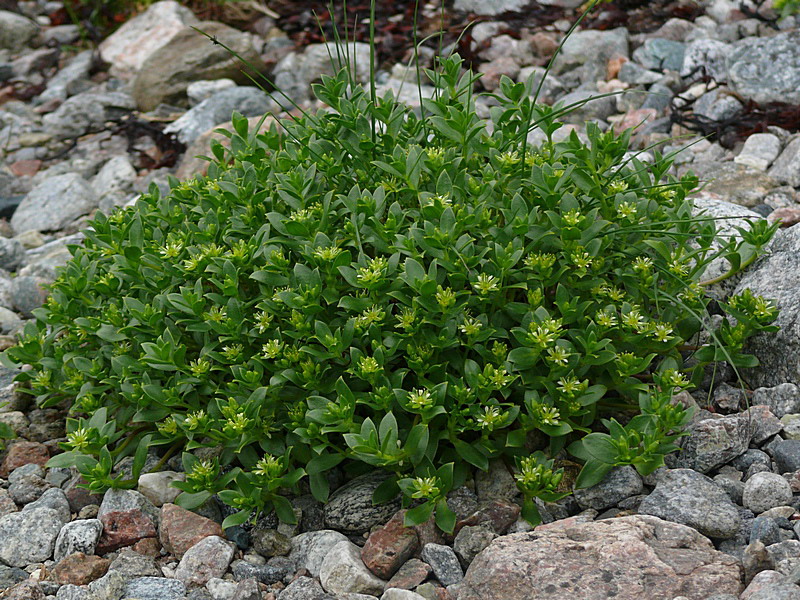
left=595, top=308, right=618, bottom=328
left=460, top=315, right=483, bottom=336
left=570, top=248, right=592, bottom=270
left=253, top=454, right=283, bottom=479
left=524, top=252, right=557, bottom=271
left=314, top=246, right=343, bottom=261
left=607, top=179, right=629, bottom=194
left=183, top=256, right=202, bottom=271
left=616, top=201, right=638, bottom=219
left=357, top=355, right=382, bottom=377
left=187, top=459, right=217, bottom=486
left=396, top=307, right=417, bottom=331
left=204, top=305, right=226, bottom=324
left=255, top=310, right=273, bottom=333
left=407, top=388, right=434, bottom=410
left=651, top=323, right=674, bottom=343
left=157, top=417, right=178, bottom=435
left=546, top=346, right=571, bottom=366
left=515, top=455, right=563, bottom=492
left=356, top=305, right=386, bottom=330
left=356, top=256, right=388, bottom=286
left=435, top=286, right=456, bottom=310
left=476, top=405, right=507, bottom=430
left=66, top=427, right=91, bottom=452
left=497, top=150, right=521, bottom=168
left=185, top=410, right=208, bottom=431
left=222, top=344, right=243, bottom=361
left=563, top=209, right=582, bottom=226
left=410, top=476, right=440, bottom=499
left=622, top=308, right=646, bottom=330
left=224, top=413, right=252, bottom=435
left=557, top=375, right=586, bottom=398
left=261, top=340, right=283, bottom=359
left=473, top=273, right=499, bottom=295
left=632, top=256, right=653, bottom=274
left=491, top=341, right=508, bottom=363
left=189, top=358, right=211, bottom=376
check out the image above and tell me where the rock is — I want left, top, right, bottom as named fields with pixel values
left=638, top=469, right=742, bottom=539
left=693, top=88, right=743, bottom=122
left=164, top=86, right=276, bottom=144
left=53, top=552, right=110, bottom=585
left=474, top=460, right=519, bottom=503
left=681, top=39, right=731, bottom=82
left=278, top=576, right=328, bottom=600
left=750, top=516, right=782, bottom=547
left=0, top=237, right=25, bottom=271
left=186, top=79, right=237, bottom=106
left=98, top=0, right=198, bottom=79
left=0, top=564, right=28, bottom=590
left=174, top=535, right=235, bottom=587
left=550, top=28, right=629, bottom=84
left=23, top=487, right=70, bottom=523
left=136, top=471, right=183, bottom=507
left=123, top=577, right=186, bottom=600
left=206, top=577, right=237, bottom=600
left=319, top=540, right=386, bottom=596
left=478, top=57, right=521, bottom=91
left=42, top=91, right=135, bottom=141
left=65, top=476, right=103, bottom=514
left=692, top=162, right=777, bottom=208
left=743, top=473, right=794, bottom=514
left=453, top=525, right=497, bottom=569
left=452, top=0, right=530, bottom=15
left=107, top=549, right=160, bottom=579
left=572, top=466, right=643, bottom=511
left=361, top=510, right=419, bottom=579
left=0, top=507, right=63, bottom=566
left=420, top=543, right=463, bottom=587
left=229, top=559, right=287, bottom=585
left=0, top=440, right=49, bottom=476
left=11, top=173, right=98, bottom=234
left=633, top=38, right=685, bottom=71
left=736, top=134, right=783, bottom=171
left=98, top=489, right=159, bottom=526
left=385, top=558, right=433, bottom=591
left=91, top=156, right=137, bottom=203
left=35, top=50, right=93, bottom=105
left=734, top=226, right=800, bottom=387
left=159, top=503, right=224, bottom=557
left=132, top=22, right=266, bottom=112
left=556, top=89, right=617, bottom=124
left=324, top=471, right=401, bottom=534
left=456, top=515, right=743, bottom=600
left=727, top=32, right=800, bottom=105
left=517, top=66, right=565, bottom=104
left=456, top=500, right=521, bottom=536
left=669, top=410, right=752, bottom=473
left=742, top=570, right=800, bottom=600
left=9, top=275, right=48, bottom=318
left=8, top=473, right=50, bottom=504
left=382, top=590, right=427, bottom=600
left=288, top=530, right=348, bottom=577
left=769, top=137, right=800, bottom=188
left=251, top=527, right=291, bottom=558
left=97, top=509, right=157, bottom=554
left=54, top=519, right=103, bottom=562
left=3, top=580, right=45, bottom=600
left=771, top=440, right=800, bottom=474
left=0, top=11, right=38, bottom=51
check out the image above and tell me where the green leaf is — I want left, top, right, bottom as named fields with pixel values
left=574, top=459, right=614, bottom=489
left=272, top=495, right=298, bottom=524
left=435, top=498, right=456, bottom=534
left=454, top=439, right=489, bottom=471
left=221, top=509, right=252, bottom=529
left=174, top=491, right=212, bottom=510
left=372, top=475, right=400, bottom=505
left=404, top=500, right=435, bottom=527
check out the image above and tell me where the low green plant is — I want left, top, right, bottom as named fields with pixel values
left=3, top=54, right=779, bottom=529
left=773, top=0, right=800, bottom=18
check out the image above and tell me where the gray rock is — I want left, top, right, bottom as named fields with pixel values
left=681, top=39, right=731, bottom=82
left=743, top=473, right=794, bottom=514
left=324, top=472, right=400, bottom=534
left=186, top=79, right=236, bottom=106
left=8, top=462, right=43, bottom=484
left=107, top=549, right=160, bottom=580
left=164, top=87, right=276, bottom=144
left=727, top=31, right=800, bottom=105
left=0, top=237, right=26, bottom=272
left=638, top=469, right=742, bottom=539
left=474, top=459, right=519, bottom=503
left=229, top=559, right=287, bottom=585
left=737, top=134, right=783, bottom=171
left=56, top=584, right=95, bottom=600
left=54, top=519, right=103, bottom=562
left=751, top=516, right=782, bottom=547
left=124, top=577, right=186, bottom=600
left=556, top=89, right=617, bottom=124
left=23, top=488, right=70, bottom=523
left=276, top=576, right=328, bottom=600
left=771, top=440, right=800, bottom=474
left=91, top=156, right=137, bottom=201
left=135, top=471, right=183, bottom=507
left=769, top=137, right=800, bottom=188
left=41, top=24, right=81, bottom=46
left=549, top=28, right=629, bottom=84
left=0, top=564, right=28, bottom=590
left=692, top=161, right=777, bottom=208
left=382, top=590, right=427, bottom=600
left=714, top=474, right=745, bottom=505
left=669, top=410, right=754, bottom=473
left=42, top=91, right=135, bottom=141
left=206, top=577, right=237, bottom=600
left=618, top=61, right=663, bottom=85
left=453, top=0, right=531, bottom=14
left=753, top=384, right=800, bottom=419
left=98, top=0, right=198, bottom=79
left=174, top=536, right=235, bottom=587
left=319, top=540, right=386, bottom=596
left=251, top=527, right=290, bottom=558
left=0, top=507, right=63, bottom=566
left=572, top=466, right=643, bottom=511
left=420, top=543, right=463, bottom=587
left=88, top=570, right=126, bottom=600
left=287, top=530, right=348, bottom=577
left=131, top=22, right=266, bottom=112
left=0, top=306, right=21, bottom=334
left=693, top=88, right=743, bottom=122
left=453, top=525, right=497, bottom=568
left=35, top=50, right=93, bottom=105
left=8, top=474, right=49, bottom=506
left=0, top=11, right=38, bottom=51
left=11, top=173, right=98, bottom=234
left=633, top=38, right=685, bottom=71
left=9, top=275, right=48, bottom=318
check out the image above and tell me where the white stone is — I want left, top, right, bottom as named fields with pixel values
left=735, top=133, right=782, bottom=171
left=206, top=577, right=237, bottom=600
left=743, top=472, right=794, bottom=514
left=288, top=530, right=348, bottom=577
left=381, top=589, right=427, bottom=600
left=187, top=79, right=236, bottom=106
left=319, top=540, right=386, bottom=596
left=98, top=0, right=198, bottom=78
left=136, top=471, right=184, bottom=507
left=453, top=0, right=531, bottom=15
